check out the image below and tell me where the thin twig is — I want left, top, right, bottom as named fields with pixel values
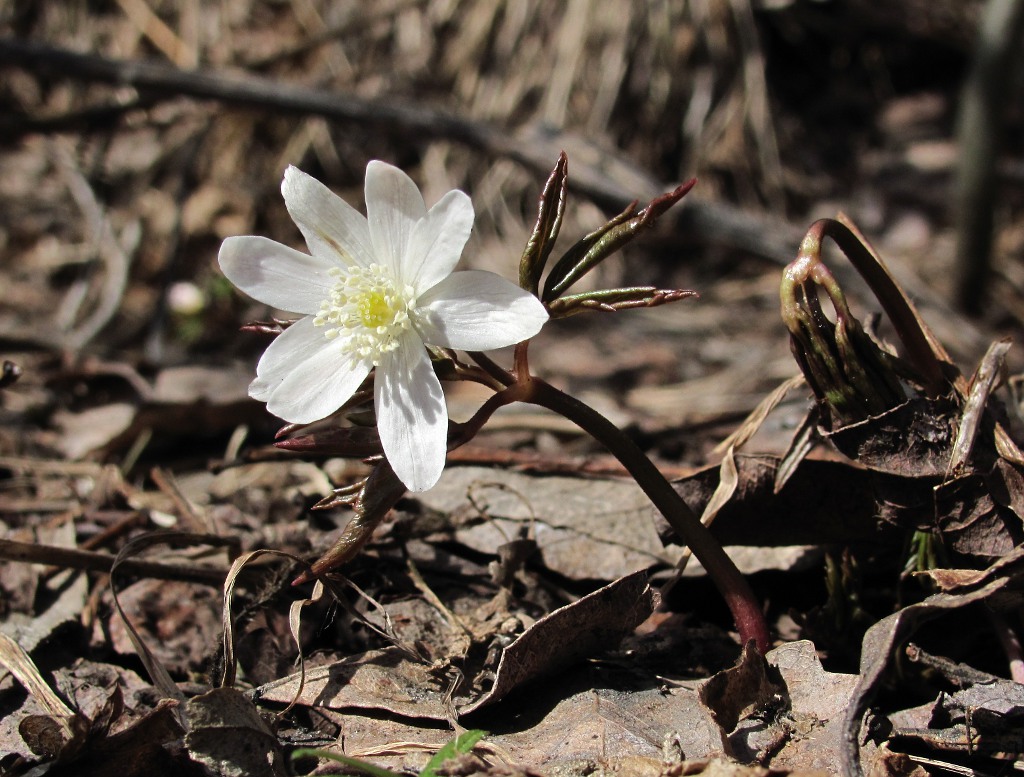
left=0, top=537, right=266, bottom=587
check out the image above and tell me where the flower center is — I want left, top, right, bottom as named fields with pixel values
left=358, top=291, right=393, bottom=329
left=313, top=263, right=417, bottom=365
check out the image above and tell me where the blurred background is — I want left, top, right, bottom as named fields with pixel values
left=1, top=0, right=1022, bottom=462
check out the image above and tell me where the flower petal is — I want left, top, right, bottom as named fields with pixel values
left=364, top=161, right=426, bottom=277
left=282, top=166, right=376, bottom=268
left=249, top=316, right=324, bottom=400
left=402, top=189, right=474, bottom=294
left=375, top=334, right=447, bottom=492
left=219, top=236, right=334, bottom=315
left=414, top=271, right=549, bottom=350
left=256, top=318, right=372, bottom=424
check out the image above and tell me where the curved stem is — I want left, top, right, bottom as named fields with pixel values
left=466, top=349, right=768, bottom=650
left=520, top=376, right=769, bottom=652
left=448, top=383, right=522, bottom=448
left=799, top=218, right=950, bottom=396
left=467, top=350, right=515, bottom=387
left=513, top=341, right=531, bottom=383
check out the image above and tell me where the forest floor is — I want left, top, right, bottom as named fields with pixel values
left=2, top=2, right=1024, bottom=776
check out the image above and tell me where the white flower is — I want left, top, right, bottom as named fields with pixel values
left=219, top=161, right=548, bottom=492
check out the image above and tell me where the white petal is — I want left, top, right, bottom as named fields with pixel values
left=375, top=334, right=447, bottom=492
left=282, top=166, right=375, bottom=268
left=249, top=316, right=324, bottom=400
left=364, top=161, right=426, bottom=277
left=258, top=320, right=372, bottom=424
left=414, top=271, right=549, bottom=350
left=219, top=236, right=334, bottom=315
left=402, top=189, right=474, bottom=294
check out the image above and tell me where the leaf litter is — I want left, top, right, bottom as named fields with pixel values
left=3, top=2, right=1024, bottom=776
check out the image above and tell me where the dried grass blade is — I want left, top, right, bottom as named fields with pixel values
left=714, top=373, right=806, bottom=453
left=111, top=532, right=239, bottom=716
left=220, top=548, right=306, bottom=689
left=775, top=409, right=818, bottom=494
left=282, top=578, right=327, bottom=718
left=114, top=0, right=198, bottom=67
left=0, top=631, right=76, bottom=720
left=948, top=338, right=1013, bottom=476
left=110, top=537, right=188, bottom=713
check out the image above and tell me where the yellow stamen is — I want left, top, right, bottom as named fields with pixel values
left=313, top=264, right=417, bottom=365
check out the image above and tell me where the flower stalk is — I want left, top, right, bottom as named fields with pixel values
left=460, top=357, right=770, bottom=652
left=293, top=460, right=408, bottom=585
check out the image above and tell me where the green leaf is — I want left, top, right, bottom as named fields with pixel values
left=541, top=179, right=695, bottom=302
left=546, top=286, right=697, bottom=318
left=519, top=153, right=568, bottom=295
left=292, top=748, right=403, bottom=777
left=419, top=730, right=488, bottom=777
left=540, top=201, right=636, bottom=302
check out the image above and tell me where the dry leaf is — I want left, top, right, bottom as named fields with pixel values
left=184, top=687, right=285, bottom=777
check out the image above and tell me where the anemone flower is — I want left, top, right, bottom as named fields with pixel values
left=219, top=161, right=548, bottom=492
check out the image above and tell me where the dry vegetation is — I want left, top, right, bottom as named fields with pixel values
left=2, top=1, right=1024, bottom=776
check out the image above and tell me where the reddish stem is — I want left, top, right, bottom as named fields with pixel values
left=466, top=365, right=769, bottom=652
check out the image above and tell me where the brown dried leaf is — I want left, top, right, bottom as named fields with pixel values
left=669, top=450, right=1024, bottom=562
left=920, top=543, right=1024, bottom=591
left=257, top=572, right=654, bottom=721
left=1, top=656, right=183, bottom=773
left=822, top=396, right=961, bottom=479
left=184, top=687, right=285, bottom=777
left=666, top=454, right=910, bottom=548
left=461, top=569, right=655, bottom=714
left=887, top=644, right=1024, bottom=760
left=933, top=471, right=1024, bottom=559
left=696, top=641, right=866, bottom=771
left=762, top=641, right=860, bottom=773
left=699, top=641, right=783, bottom=736
left=306, top=670, right=725, bottom=773
left=484, top=673, right=724, bottom=769
left=420, top=466, right=668, bottom=581
left=254, top=648, right=449, bottom=721
left=841, top=577, right=1015, bottom=777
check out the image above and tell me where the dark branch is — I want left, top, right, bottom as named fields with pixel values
left=0, top=37, right=800, bottom=262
